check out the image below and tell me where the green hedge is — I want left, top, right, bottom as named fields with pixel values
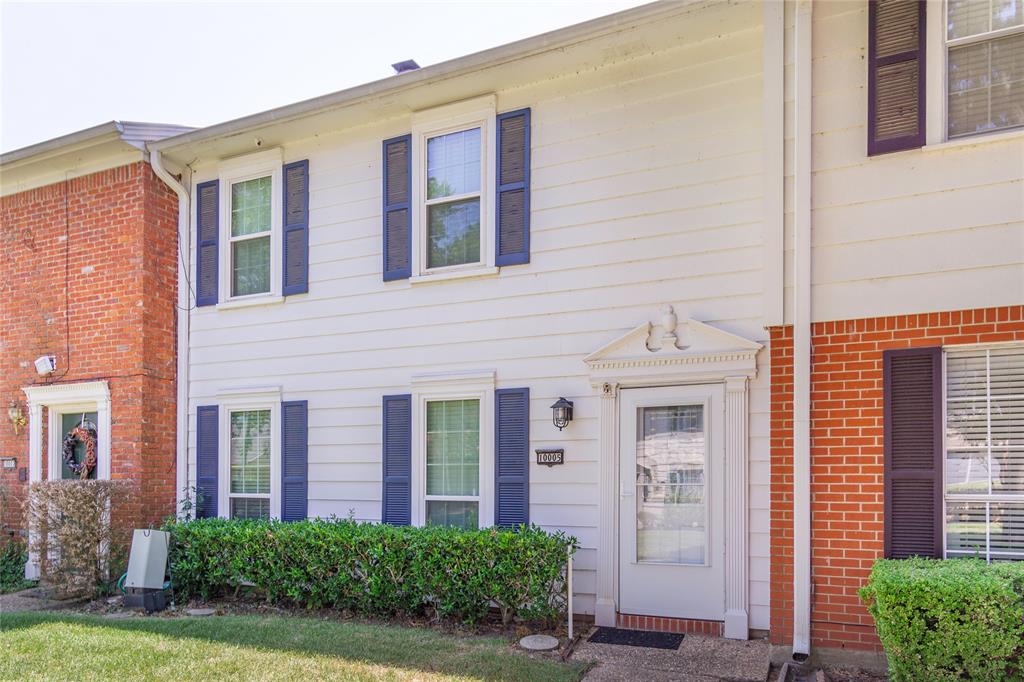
left=167, top=518, right=576, bottom=625
left=860, top=558, right=1024, bottom=681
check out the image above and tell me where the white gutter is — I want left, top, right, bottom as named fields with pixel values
left=149, top=148, right=191, bottom=517
left=762, top=0, right=785, bottom=328
left=792, top=0, right=813, bottom=657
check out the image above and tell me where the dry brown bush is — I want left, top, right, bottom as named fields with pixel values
left=24, top=480, right=135, bottom=597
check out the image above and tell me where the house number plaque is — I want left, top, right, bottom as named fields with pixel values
left=535, top=449, right=564, bottom=467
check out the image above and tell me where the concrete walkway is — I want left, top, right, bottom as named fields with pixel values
left=574, top=629, right=771, bottom=682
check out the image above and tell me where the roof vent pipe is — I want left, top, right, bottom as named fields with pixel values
left=391, top=60, right=420, bottom=74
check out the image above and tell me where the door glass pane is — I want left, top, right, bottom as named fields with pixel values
left=61, top=412, right=98, bottom=480
left=636, top=405, right=706, bottom=564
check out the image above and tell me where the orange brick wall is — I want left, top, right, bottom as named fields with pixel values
left=0, top=162, right=179, bottom=534
left=769, top=306, right=1024, bottom=651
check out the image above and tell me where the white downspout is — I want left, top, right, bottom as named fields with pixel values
left=149, top=148, right=191, bottom=518
left=792, top=0, right=813, bottom=657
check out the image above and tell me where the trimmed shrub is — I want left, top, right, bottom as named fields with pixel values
left=24, top=480, right=135, bottom=597
left=860, top=558, right=1024, bottom=681
left=167, top=518, right=576, bottom=625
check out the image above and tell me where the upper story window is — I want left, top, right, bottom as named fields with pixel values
left=945, top=0, right=1024, bottom=138
left=408, top=96, right=497, bottom=282
left=230, top=176, right=273, bottom=296
left=194, top=148, right=305, bottom=308
left=426, top=128, right=482, bottom=269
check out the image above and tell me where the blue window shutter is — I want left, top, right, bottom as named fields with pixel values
left=195, top=180, right=219, bottom=306
left=495, top=387, right=530, bottom=528
left=382, top=135, right=412, bottom=281
left=196, top=405, right=219, bottom=518
left=495, top=109, right=530, bottom=266
left=382, top=394, right=412, bottom=525
left=282, top=160, right=310, bottom=295
left=280, top=400, right=308, bottom=521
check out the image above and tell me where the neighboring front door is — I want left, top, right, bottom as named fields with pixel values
left=618, top=384, right=724, bottom=620
left=59, top=411, right=98, bottom=480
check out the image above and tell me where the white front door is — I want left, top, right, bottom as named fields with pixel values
left=618, top=384, right=724, bottom=620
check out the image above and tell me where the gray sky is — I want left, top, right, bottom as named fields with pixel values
left=1, top=0, right=649, bottom=153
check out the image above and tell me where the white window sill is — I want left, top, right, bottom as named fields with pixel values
left=215, top=295, right=284, bottom=311
left=923, top=128, right=1024, bottom=153
left=409, top=266, right=499, bottom=285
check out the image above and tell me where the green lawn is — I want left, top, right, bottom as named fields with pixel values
left=0, top=612, right=587, bottom=682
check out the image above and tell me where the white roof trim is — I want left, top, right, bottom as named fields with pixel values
left=148, top=1, right=689, bottom=154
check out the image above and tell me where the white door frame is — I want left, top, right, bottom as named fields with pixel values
left=22, top=380, right=112, bottom=578
left=584, top=309, right=760, bottom=639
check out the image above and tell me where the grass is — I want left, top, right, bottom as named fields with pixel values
left=0, top=612, right=588, bottom=682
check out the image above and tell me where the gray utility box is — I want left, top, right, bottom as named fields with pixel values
left=123, top=529, right=169, bottom=612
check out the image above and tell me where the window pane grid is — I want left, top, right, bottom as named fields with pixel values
left=947, top=1, right=1024, bottom=138
left=230, top=176, right=272, bottom=296
left=946, top=345, right=1024, bottom=561
left=425, top=128, right=482, bottom=269
left=425, top=399, right=480, bottom=530
left=230, top=409, right=271, bottom=498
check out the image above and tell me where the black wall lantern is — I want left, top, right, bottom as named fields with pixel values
left=550, top=397, right=574, bottom=431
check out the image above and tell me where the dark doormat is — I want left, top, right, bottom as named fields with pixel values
left=587, top=627, right=684, bottom=650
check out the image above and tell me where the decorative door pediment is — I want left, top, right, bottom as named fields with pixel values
left=584, top=306, right=762, bottom=386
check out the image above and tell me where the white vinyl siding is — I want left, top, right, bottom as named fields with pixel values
left=787, top=1, right=1024, bottom=323
left=945, top=345, right=1024, bottom=560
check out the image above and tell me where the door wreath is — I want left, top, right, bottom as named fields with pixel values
left=62, top=424, right=97, bottom=479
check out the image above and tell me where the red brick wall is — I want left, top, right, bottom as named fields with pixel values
left=769, top=306, right=1024, bottom=651
left=0, top=162, right=178, bottom=533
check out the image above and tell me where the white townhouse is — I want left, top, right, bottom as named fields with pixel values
left=151, top=1, right=776, bottom=640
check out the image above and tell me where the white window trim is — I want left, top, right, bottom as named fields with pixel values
left=409, top=96, right=497, bottom=284
left=216, top=148, right=283, bottom=305
left=926, top=0, right=1024, bottom=146
left=216, top=386, right=282, bottom=519
left=941, top=341, right=1024, bottom=561
left=410, top=369, right=495, bottom=528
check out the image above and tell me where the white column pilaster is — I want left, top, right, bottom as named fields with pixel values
left=594, top=381, right=618, bottom=626
left=723, top=375, right=749, bottom=640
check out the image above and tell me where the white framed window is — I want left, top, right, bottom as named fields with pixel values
left=410, top=370, right=495, bottom=528
left=410, top=96, right=497, bottom=282
left=217, top=149, right=283, bottom=303
left=928, top=0, right=1024, bottom=142
left=943, top=344, right=1024, bottom=561
left=217, top=389, right=281, bottom=519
